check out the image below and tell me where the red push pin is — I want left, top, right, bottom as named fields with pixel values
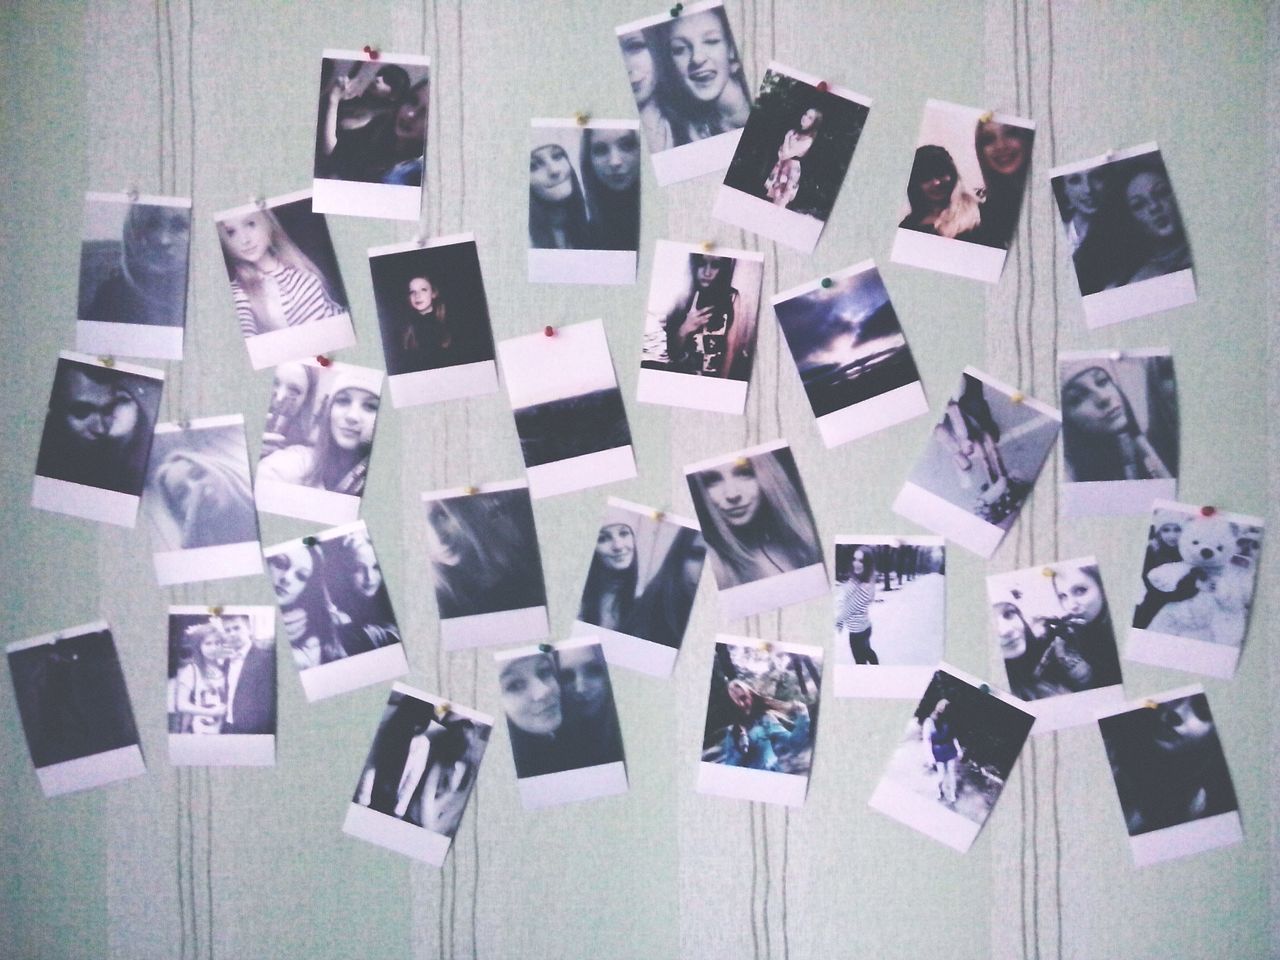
left=315, top=354, right=332, bottom=367
left=815, top=80, right=829, bottom=93
left=543, top=325, right=555, bottom=338
left=363, top=45, right=380, bottom=60
left=1200, top=505, right=1217, bottom=517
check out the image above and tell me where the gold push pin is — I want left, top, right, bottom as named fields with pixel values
left=978, top=111, right=993, bottom=124
left=1009, top=390, right=1025, bottom=404
left=699, top=240, right=714, bottom=253
left=573, top=111, right=590, bottom=126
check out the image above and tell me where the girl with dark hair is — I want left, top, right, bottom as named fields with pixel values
left=320, top=74, right=429, bottom=186
left=764, top=107, right=823, bottom=208
left=262, top=361, right=319, bottom=457
left=921, top=698, right=961, bottom=803
left=619, top=30, right=676, bottom=152
left=581, top=128, right=641, bottom=251
left=268, top=542, right=345, bottom=669
left=993, top=598, right=1055, bottom=701
left=899, top=145, right=982, bottom=240
left=528, top=143, right=591, bottom=250
left=577, top=522, right=639, bottom=631
left=326, top=529, right=401, bottom=654
left=837, top=546, right=878, bottom=664
left=933, top=374, right=1027, bottom=523
left=664, top=253, right=745, bottom=377
left=1038, top=564, right=1122, bottom=691
left=971, top=119, right=1033, bottom=249
left=627, top=526, right=706, bottom=649
left=660, top=7, right=751, bottom=145
left=1060, top=361, right=1174, bottom=482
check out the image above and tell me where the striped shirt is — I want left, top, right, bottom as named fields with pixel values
left=234, top=265, right=340, bottom=337
left=836, top=578, right=875, bottom=632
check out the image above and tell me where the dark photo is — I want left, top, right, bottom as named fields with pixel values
left=78, top=194, right=191, bottom=328
left=1099, top=693, right=1237, bottom=837
left=773, top=265, right=922, bottom=419
left=498, top=642, right=625, bottom=779
left=353, top=691, right=491, bottom=837
left=369, top=239, right=496, bottom=377
left=722, top=68, right=868, bottom=221
left=314, top=56, right=430, bottom=187
left=8, top=626, right=141, bottom=769
left=528, top=123, right=641, bottom=253
left=167, top=611, right=276, bottom=736
left=35, top=355, right=163, bottom=496
left=424, top=486, right=548, bottom=620
left=215, top=194, right=349, bottom=340
left=513, top=388, right=632, bottom=468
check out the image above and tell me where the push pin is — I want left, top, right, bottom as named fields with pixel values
left=543, top=325, right=555, bottom=337
left=820, top=277, right=833, bottom=288
left=1143, top=699, right=1159, bottom=710
left=302, top=536, right=318, bottom=547
left=734, top=456, right=749, bottom=468
left=888, top=537, right=901, bottom=548
left=1041, top=566, right=1054, bottom=578
left=1199, top=505, right=1217, bottom=518
left=252, top=195, right=267, bottom=210
left=414, top=233, right=428, bottom=247
left=463, top=485, right=479, bottom=496
left=177, top=418, right=192, bottom=431
left=669, top=2, right=683, bottom=17
left=815, top=81, right=829, bottom=93
left=758, top=640, right=773, bottom=653
left=435, top=701, right=451, bottom=718
left=1104, top=149, right=1116, bottom=162
left=363, top=45, right=380, bottom=61
left=126, top=186, right=140, bottom=203
left=1009, top=391, right=1025, bottom=404
left=1109, top=349, right=1124, bottom=362
left=979, top=683, right=991, bottom=694
left=208, top=605, right=224, bottom=616
left=315, top=355, right=332, bottom=367
left=699, top=240, right=714, bottom=253
left=573, top=111, right=590, bottom=127
left=979, top=111, right=993, bottom=124
left=651, top=509, right=665, bottom=522
left=99, top=355, right=116, bottom=368
left=538, top=642, right=554, bottom=653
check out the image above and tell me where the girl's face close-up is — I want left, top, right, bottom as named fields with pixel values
left=530, top=145, right=573, bottom=203
left=395, top=84, right=430, bottom=142
left=851, top=550, right=868, bottom=578
left=1157, top=522, right=1182, bottom=548
left=328, top=387, right=378, bottom=450
left=349, top=538, right=382, bottom=597
left=588, top=129, right=641, bottom=192
left=799, top=108, right=819, bottom=131
left=596, top=523, right=635, bottom=571
left=270, top=545, right=313, bottom=605
left=64, top=372, right=139, bottom=443
left=1151, top=696, right=1213, bottom=756
left=500, top=655, right=562, bottom=735
left=1062, top=170, right=1105, bottom=216
left=695, top=256, right=726, bottom=288
left=220, top=213, right=271, bottom=266
left=727, top=680, right=753, bottom=715
left=994, top=603, right=1027, bottom=658
left=620, top=32, right=656, bottom=104
left=132, top=207, right=190, bottom=277
left=1056, top=568, right=1104, bottom=624
left=426, top=506, right=464, bottom=567
left=669, top=11, right=734, bottom=103
left=1125, top=172, right=1180, bottom=241
left=1063, top=367, right=1129, bottom=435
left=161, top=456, right=222, bottom=514
left=977, top=121, right=1028, bottom=177
left=918, top=167, right=955, bottom=205
left=407, top=276, right=435, bottom=314
left=557, top=646, right=610, bottom=719
left=703, top=460, right=761, bottom=528
left=271, top=363, right=308, bottom=417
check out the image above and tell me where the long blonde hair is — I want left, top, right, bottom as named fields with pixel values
left=217, top=208, right=336, bottom=331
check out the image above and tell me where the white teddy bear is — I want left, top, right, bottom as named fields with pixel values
left=1146, top=515, right=1251, bottom=646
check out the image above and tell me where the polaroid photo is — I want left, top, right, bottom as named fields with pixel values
left=1049, top=143, right=1196, bottom=328
left=1097, top=685, right=1241, bottom=866
left=615, top=1, right=751, bottom=186
left=498, top=318, right=637, bottom=498
left=636, top=240, right=765, bottom=414
left=714, top=62, right=871, bottom=252
left=6, top=621, right=146, bottom=797
left=345, top=684, right=493, bottom=866
left=167, top=606, right=276, bottom=766
left=890, top=99, right=1035, bottom=283
left=263, top=521, right=408, bottom=702
left=254, top=359, right=383, bottom=525
left=1127, top=500, right=1263, bottom=679
left=986, top=557, right=1125, bottom=733
left=495, top=638, right=628, bottom=810
left=868, top=664, right=1034, bottom=852
left=32, top=352, right=164, bottom=528
left=214, top=190, right=356, bottom=370
left=570, top=497, right=707, bottom=677
left=527, top=119, right=641, bottom=285
left=685, top=439, right=827, bottom=621
left=1059, top=349, right=1177, bottom=516
left=772, top=260, right=928, bottom=448
left=312, top=49, right=430, bottom=221
left=75, top=191, right=191, bottom=360
left=893, top=367, right=1060, bottom=559
left=421, top=479, right=550, bottom=651
left=831, top=536, right=945, bottom=699
left=697, top=635, right=822, bottom=807
left=368, top=233, right=498, bottom=408
left=143, top=415, right=262, bottom=586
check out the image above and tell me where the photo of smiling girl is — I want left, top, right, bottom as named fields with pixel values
left=214, top=191, right=355, bottom=369
left=527, top=120, right=641, bottom=284
left=254, top=360, right=383, bottom=525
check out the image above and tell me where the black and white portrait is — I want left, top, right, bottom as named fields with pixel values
left=831, top=537, right=945, bottom=698
left=33, top=353, right=164, bottom=526
left=1098, top=689, right=1241, bottom=866
left=868, top=667, right=1034, bottom=852
left=1059, top=350, right=1178, bottom=515
left=715, top=63, right=870, bottom=251
left=771, top=261, right=928, bottom=447
left=254, top=360, right=383, bottom=525
left=143, top=416, right=259, bottom=584
left=697, top=637, right=822, bottom=807
left=987, top=559, right=1124, bottom=731
left=891, top=100, right=1035, bottom=282
left=6, top=622, right=146, bottom=796
left=573, top=498, right=706, bottom=676
left=214, top=191, right=355, bottom=369
left=1127, top=501, right=1263, bottom=679
left=264, top=521, right=407, bottom=701
left=498, top=319, right=636, bottom=498
left=615, top=1, right=752, bottom=185
left=495, top=639, right=628, bottom=809
left=685, top=440, right=826, bottom=620
left=347, top=686, right=491, bottom=864
left=422, top=481, right=549, bottom=650
left=368, top=233, right=498, bottom=406
left=894, top=368, right=1060, bottom=558
left=1050, top=144, right=1195, bottom=326
left=637, top=241, right=764, bottom=413
left=313, top=50, right=430, bottom=221
left=76, top=192, right=191, bottom=360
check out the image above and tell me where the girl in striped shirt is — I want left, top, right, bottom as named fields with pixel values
left=217, top=207, right=343, bottom=338
left=837, top=546, right=878, bottom=664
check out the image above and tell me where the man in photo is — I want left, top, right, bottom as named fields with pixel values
left=82, top=202, right=191, bottom=328
left=219, top=615, right=276, bottom=736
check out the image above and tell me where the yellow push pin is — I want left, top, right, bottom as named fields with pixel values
left=573, top=111, right=590, bottom=127
left=978, top=110, right=993, bottom=124
left=699, top=240, right=714, bottom=254
left=1009, top=391, right=1025, bottom=404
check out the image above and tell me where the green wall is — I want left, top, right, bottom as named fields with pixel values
left=1, top=2, right=1274, bottom=958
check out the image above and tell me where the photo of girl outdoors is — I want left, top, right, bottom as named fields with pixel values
left=833, top=539, right=945, bottom=667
